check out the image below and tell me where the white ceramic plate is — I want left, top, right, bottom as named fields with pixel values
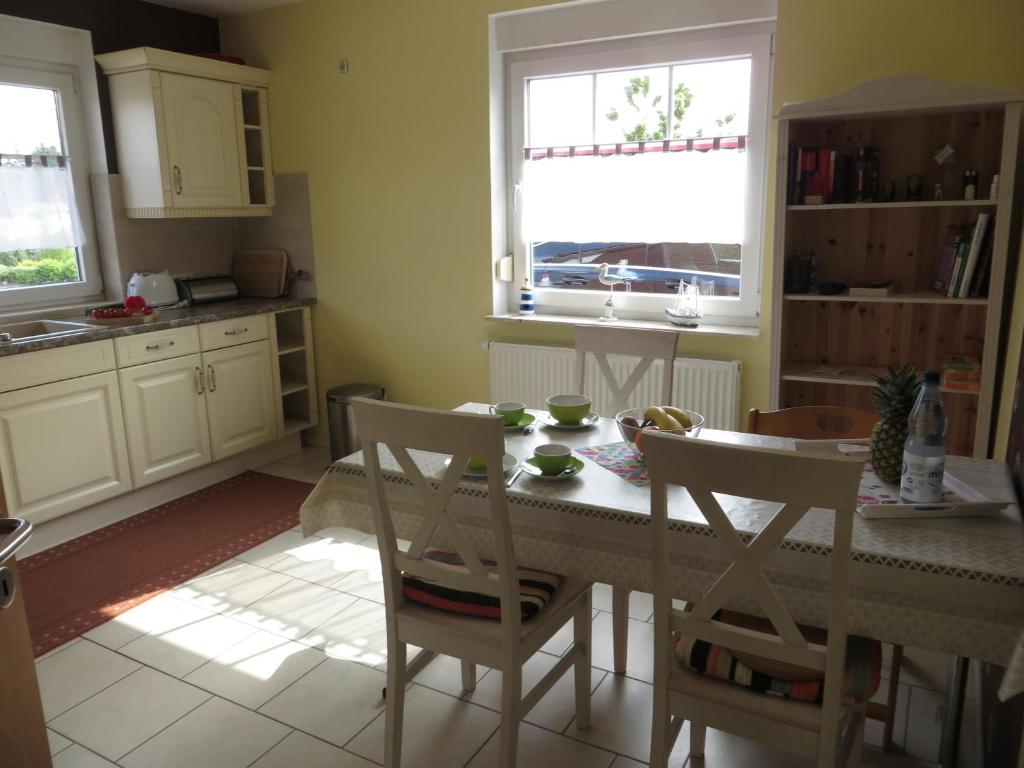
left=444, top=453, right=518, bottom=477
left=541, top=412, right=600, bottom=429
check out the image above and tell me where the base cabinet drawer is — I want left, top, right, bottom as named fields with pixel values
left=115, top=326, right=200, bottom=367
left=200, top=315, right=269, bottom=351
left=120, top=354, right=212, bottom=488
left=0, top=371, right=131, bottom=523
left=0, top=340, right=116, bottom=394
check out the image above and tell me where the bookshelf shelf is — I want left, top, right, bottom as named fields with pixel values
left=787, top=200, right=997, bottom=211
left=770, top=76, right=1022, bottom=458
left=781, top=363, right=980, bottom=396
left=784, top=292, right=988, bottom=305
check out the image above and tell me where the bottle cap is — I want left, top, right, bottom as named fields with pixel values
left=924, top=370, right=941, bottom=384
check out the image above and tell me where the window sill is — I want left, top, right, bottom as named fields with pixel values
left=485, top=312, right=760, bottom=338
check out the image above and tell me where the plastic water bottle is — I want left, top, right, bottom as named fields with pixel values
left=900, top=371, right=947, bottom=503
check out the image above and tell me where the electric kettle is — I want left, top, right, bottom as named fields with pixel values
left=126, top=270, right=179, bottom=307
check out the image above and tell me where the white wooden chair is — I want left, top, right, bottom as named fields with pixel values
left=352, top=398, right=593, bottom=768
left=573, top=325, right=677, bottom=418
left=644, top=432, right=869, bottom=768
left=574, top=325, right=677, bottom=675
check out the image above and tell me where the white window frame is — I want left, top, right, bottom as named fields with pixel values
left=0, top=60, right=101, bottom=309
left=506, top=25, right=773, bottom=325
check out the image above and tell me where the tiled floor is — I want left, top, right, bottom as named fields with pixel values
left=38, top=446, right=959, bottom=767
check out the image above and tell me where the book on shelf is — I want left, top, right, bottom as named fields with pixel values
left=957, top=213, right=991, bottom=298
left=968, top=224, right=995, bottom=297
left=849, top=281, right=894, bottom=297
left=947, top=239, right=969, bottom=298
left=936, top=213, right=994, bottom=298
left=787, top=145, right=851, bottom=204
left=934, top=232, right=967, bottom=294
left=942, top=354, right=981, bottom=393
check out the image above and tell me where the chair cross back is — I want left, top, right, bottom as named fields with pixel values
left=574, top=326, right=678, bottom=415
left=644, top=434, right=864, bottom=677
left=351, top=398, right=516, bottom=604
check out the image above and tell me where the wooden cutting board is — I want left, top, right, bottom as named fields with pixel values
left=232, top=250, right=289, bottom=298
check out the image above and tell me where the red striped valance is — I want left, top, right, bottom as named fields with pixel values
left=0, top=153, right=68, bottom=168
left=525, top=135, right=746, bottom=161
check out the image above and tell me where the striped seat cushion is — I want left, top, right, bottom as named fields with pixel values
left=674, top=624, right=882, bottom=704
left=402, top=549, right=560, bottom=620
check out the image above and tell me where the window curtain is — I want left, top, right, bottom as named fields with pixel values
left=521, top=149, right=746, bottom=244
left=0, top=163, right=85, bottom=251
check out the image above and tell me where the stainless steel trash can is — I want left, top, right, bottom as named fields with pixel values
left=326, top=383, right=385, bottom=462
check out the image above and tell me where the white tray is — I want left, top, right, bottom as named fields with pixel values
left=857, top=469, right=1007, bottom=519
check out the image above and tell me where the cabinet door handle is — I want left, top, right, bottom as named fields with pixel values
left=224, top=327, right=248, bottom=336
left=173, top=165, right=183, bottom=195
left=207, top=364, right=216, bottom=392
left=145, top=340, right=175, bottom=351
left=195, top=366, right=205, bottom=395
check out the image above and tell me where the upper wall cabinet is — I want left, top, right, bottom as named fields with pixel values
left=96, top=47, right=275, bottom=218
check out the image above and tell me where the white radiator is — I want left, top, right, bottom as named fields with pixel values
left=489, top=342, right=741, bottom=430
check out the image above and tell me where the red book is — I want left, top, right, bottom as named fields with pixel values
left=817, top=149, right=833, bottom=203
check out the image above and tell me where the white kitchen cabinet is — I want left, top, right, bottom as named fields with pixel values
left=119, top=354, right=212, bottom=488
left=160, top=73, right=243, bottom=209
left=96, top=47, right=273, bottom=218
left=0, top=372, right=131, bottom=523
left=204, top=341, right=277, bottom=461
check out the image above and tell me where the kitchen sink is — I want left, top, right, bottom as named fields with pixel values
left=0, top=319, right=94, bottom=344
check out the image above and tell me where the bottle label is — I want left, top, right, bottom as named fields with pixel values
left=900, top=451, right=945, bottom=503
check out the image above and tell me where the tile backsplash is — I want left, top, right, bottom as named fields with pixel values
left=238, top=174, right=316, bottom=300
left=91, top=173, right=316, bottom=300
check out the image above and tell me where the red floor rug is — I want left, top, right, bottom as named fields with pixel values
left=19, top=471, right=314, bottom=657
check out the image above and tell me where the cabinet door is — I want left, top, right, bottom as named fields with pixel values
left=160, top=72, right=243, bottom=208
left=204, top=341, right=276, bottom=461
left=119, top=354, right=212, bottom=488
left=0, top=372, right=131, bottom=523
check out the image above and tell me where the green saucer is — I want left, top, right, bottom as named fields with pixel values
left=522, top=455, right=584, bottom=480
left=503, top=413, right=537, bottom=430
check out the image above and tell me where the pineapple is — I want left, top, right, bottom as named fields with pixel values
left=869, top=364, right=921, bottom=484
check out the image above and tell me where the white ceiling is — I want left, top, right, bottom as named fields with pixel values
left=145, top=0, right=302, bottom=18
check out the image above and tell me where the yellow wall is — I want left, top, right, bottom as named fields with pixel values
left=222, top=0, right=1024, bottom=454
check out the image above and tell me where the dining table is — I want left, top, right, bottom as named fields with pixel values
left=299, top=403, right=1024, bottom=763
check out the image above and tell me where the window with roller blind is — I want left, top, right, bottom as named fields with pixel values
left=507, top=27, right=772, bottom=322
left=0, top=62, right=99, bottom=308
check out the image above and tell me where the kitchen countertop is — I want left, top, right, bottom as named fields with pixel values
left=0, top=297, right=316, bottom=357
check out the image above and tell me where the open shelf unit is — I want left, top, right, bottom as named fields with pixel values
left=240, top=89, right=275, bottom=207
left=769, top=77, right=1022, bottom=457
left=269, top=307, right=318, bottom=434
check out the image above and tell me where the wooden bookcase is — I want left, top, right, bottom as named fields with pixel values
left=769, top=77, right=1022, bottom=457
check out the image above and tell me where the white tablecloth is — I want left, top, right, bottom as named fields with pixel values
left=300, top=405, right=1024, bottom=701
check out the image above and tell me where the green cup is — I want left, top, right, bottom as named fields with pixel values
left=490, top=400, right=526, bottom=426
left=546, top=394, right=592, bottom=425
left=466, top=456, right=488, bottom=472
left=533, top=443, right=572, bottom=475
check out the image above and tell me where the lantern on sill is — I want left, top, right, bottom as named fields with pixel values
left=518, top=278, right=535, bottom=315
